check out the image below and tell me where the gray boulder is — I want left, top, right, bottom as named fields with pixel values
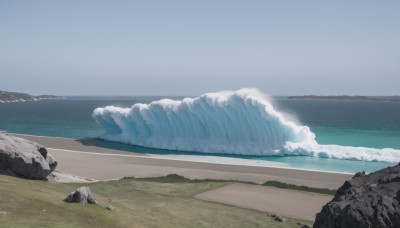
left=314, top=164, right=400, bottom=228
left=0, top=132, right=57, bottom=179
left=271, top=214, right=286, bottom=222
left=65, top=186, right=96, bottom=204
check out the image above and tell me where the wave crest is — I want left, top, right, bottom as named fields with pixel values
left=93, top=88, right=400, bottom=163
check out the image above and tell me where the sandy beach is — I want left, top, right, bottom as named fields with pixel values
left=10, top=134, right=354, bottom=221
left=18, top=134, right=352, bottom=189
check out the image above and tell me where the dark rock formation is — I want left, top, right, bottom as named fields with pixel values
left=64, top=187, right=96, bottom=204
left=0, top=132, right=57, bottom=179
left=314, top=164, right=400, bottom=228
left=353, top=171, right=366, bottom=178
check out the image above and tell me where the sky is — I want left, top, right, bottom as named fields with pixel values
left=1, top=1, right=399, bottom=96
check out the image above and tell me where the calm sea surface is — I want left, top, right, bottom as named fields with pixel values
left=1, top=97, right=399, bottom=173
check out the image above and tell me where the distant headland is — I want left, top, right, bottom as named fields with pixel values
left=0, top=91, right=62, bottom=103
left=287, top=95, right=400, bottom=102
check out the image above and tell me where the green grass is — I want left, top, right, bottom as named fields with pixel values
left=128, top=174, right=335, bottom=195
left=0, top=174, right=313, bottom=228
left=123, top=173, right=253, bottom=184
left=263, top=181, right=337, bottom=195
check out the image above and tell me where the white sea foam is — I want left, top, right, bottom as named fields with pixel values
left=148, top=154, right=290, bottom=168
left=93, top=88, right=400, bottom=163
left=284, top=143, right=400, bottom=163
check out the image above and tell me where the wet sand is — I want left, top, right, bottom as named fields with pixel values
left=18, top=134, right=352, bottom=189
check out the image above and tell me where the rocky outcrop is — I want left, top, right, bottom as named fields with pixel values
left=314, top=164, right=400, bottom=228
left=0, top=132, right=57, bottom=179
left=64, top=187, right=96, bottom=204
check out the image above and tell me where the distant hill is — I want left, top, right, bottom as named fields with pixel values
left=0, top=91, right=62, bottom=103
left=287, top=95, right=400, bottom=102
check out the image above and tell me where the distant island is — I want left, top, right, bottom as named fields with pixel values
left=0, top=91, right=62, bottom=103
left=287, top=95, right=400, bottom=102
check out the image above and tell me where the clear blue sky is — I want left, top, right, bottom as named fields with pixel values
left=1, top=1, right=399, bottom=96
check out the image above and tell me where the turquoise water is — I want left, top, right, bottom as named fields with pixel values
left=0, top=97, right=399, bottom=173
left=73, top=138, right=395, bottom=173
left=274, top=99, right=400, bottom=149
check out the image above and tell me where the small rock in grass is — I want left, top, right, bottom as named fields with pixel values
left=297, top=222, right=310, bottom=228
left=0, top=211, right=7, bottom=217
left=64, top=186, right=96, bottom=204
left=106, top=205, right=114, bottom=210
left=271, top=214, right=286, bottom=222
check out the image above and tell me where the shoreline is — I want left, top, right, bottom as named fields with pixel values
left=14, top=133, right=353, bottom=175
left=16, top=134, right=353, bottom=189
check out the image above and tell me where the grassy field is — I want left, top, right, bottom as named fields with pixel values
left=263, top=181, right=336, bottom=195
left=0, top=174, right=313, bottom=228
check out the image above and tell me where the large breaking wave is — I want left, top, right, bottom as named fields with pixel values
left=93, top=88, right=400, bottom=163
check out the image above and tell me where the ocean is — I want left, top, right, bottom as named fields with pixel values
left=0, top=96, right=399, bottom=173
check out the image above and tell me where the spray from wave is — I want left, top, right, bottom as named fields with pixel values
left=93, top=88, right=400, bottom=163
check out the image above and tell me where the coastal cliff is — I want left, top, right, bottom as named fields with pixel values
left=0, top=91, right=61, bottom=103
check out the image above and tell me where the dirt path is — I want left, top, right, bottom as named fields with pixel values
left=195, top=183, right=332, bottom=221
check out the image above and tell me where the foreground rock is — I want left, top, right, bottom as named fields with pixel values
left=0, top=132, right=57, bottom=179
left=297, top=224, right=310, bottom=228
left=65, top=187, right=96, bottom=204
left=271, top=214, right=286, bottom=222
left=314, top=164, right=400, bottom=228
